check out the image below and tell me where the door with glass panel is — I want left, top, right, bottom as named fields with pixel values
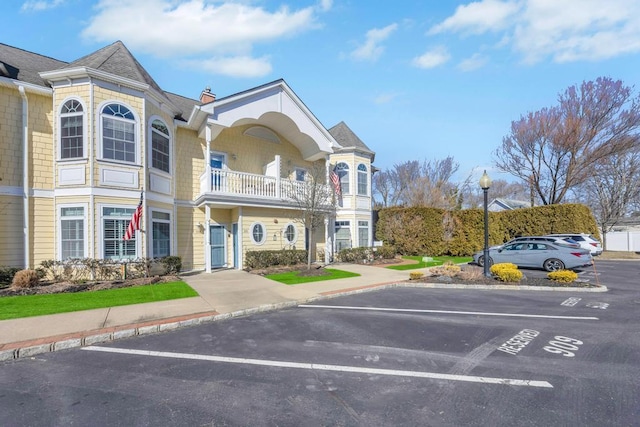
left=210, top=225, right=226, bottom=268
left=210, top=153, right=225, bottom=191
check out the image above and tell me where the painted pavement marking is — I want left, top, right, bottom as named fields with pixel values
left=82, top=346, right=553, bottom=388
left=299, top=305, right=599, bottom=320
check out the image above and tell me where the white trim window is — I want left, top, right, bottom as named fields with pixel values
left=283, top=223, right=297, bottom=245
left=295, top=168, right=306, bottom=182
left=358, top=220, right=369, bottom=247
left=60, top=99, right=85, bottom=159
left=151, top=119, right=170, bottom=173
left=250, top=222, right=267, bottom=245
left=335, top=220, right=351, bottom=252
left=357, top=164, right=368, bottom=196
left=59, top=206, right=86, bottom=259
left=151, top=210, right=171, bottom=258
left=102, top=206, right=138, bottom=259
left=101, top=103, right=137, bottom=163
left=336, top=162, right=350, bottom=195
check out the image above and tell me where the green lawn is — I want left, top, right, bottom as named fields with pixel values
left=0, top=281, right=198, bottom=320
left=265, top=268, right=360, bottom=285
left=386, top=256, right=473, bottom=271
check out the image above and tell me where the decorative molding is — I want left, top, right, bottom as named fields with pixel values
left=100, top=166, right=138, bottom=188
left=58, top=166, right=86, bottom=185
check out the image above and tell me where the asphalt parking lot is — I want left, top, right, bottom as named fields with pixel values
left=0, top=260, right=638, bottom=426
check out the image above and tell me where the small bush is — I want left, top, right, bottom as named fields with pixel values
left=490, top=263, right=523, bottom=283
left=11, top=269, right=40, bottom=288
left=409, top=271, right=424, bottom=280
left=0, top=266, right=21, bottom=286
left=431, top=261, right=462, bottom=277
left=245, top=249, right=308, bottom=270
left=547, top=270, right=578, bottom=283
left=457, top=266, right=484, bottom=281
left=160, top=256, right=182, bottom=274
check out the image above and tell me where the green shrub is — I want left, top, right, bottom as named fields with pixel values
left=160, top=256, right=182, bottom=274
left=337, top=246, right=397, bottom=264
left=0, top=266, right=21, bottom=286
left=244, top=249, right=308, bottom=269
left=547, top=270, right=578, bottom=283
left=11, top=269, right=40, bottom=288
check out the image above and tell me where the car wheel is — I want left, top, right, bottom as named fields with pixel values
left=544, top=258, right=565, bottom=272
left=478, top=255, right=493, bottom=267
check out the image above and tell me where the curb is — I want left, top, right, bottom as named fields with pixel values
left=0, top=281, right=607, bottom=362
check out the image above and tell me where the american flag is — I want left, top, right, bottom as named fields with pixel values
left=330, top=165, right=341, bottom=197
left=123, top=192, right=143, bottom=240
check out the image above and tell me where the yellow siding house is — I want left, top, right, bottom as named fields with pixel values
left=0, top=41, right=376, bottom=272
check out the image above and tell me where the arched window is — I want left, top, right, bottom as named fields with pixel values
left=60, top=99, right=84, bottom=159
left=151, top=120, right=170, bottom=173
left=336, top=162, right=350, bottom=195
left=357, top=164, right=368, bottom=195
left=101, top=103, right=136, bottom=163
left=250, top=222, right=266, bottom=245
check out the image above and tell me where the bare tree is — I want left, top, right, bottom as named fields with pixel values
left=287, top=162, right=335, bottom=269
left=495, top=77, right=640, bottom=204
left=574, top=149, right=640, bottom=249
left=373, top=156, right=463, bottom=208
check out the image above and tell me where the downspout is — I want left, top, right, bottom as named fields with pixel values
left=89, top=78, right=95, bottom=259
left=19, top=86, right=30, bottom=269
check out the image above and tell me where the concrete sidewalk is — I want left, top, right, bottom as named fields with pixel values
left=0, top=264, right=411, bottom=361
left=0, top=263, right=607, bottom=362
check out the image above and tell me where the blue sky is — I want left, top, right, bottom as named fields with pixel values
left=4, top=0, right=640, bottom=183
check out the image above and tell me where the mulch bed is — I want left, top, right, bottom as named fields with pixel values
left=0, top=275, right=181, bottom=297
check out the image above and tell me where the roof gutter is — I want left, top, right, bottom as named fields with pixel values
left=18, top=85, right=30, bottom=269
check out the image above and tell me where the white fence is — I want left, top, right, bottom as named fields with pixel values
left=603, top=231, right=640, bottom=252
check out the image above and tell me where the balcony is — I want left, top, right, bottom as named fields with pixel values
left=198, top=168, right=331, bottom=207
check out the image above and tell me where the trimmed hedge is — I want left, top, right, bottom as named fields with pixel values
left=547, top=270, right=578, bottom=283
left=336, top=246, right=396, bottom=264
left=0, top=266, right=21, bottom=286
left=376, top=203, right=599, bottom=257
left=244, top=249, right=308, bottom=270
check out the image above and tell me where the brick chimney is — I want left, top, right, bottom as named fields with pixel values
left=200, top=86, right=216, bottom=104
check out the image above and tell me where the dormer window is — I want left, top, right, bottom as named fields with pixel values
left=60, top=99, right=84, bottom=159
left=101, top=103, right=137, bottom=163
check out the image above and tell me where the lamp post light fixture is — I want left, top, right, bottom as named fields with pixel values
left=479, top=170, right=492, bottom=277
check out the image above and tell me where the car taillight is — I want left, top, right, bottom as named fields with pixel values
left=590, top=242, right=599, bottom=247
left=571, top=252, right=585, bottom=257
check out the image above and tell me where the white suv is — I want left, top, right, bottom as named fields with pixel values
left=547, top=233, right=603, bottom=256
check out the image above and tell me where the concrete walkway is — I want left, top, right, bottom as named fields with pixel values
left=0, top=263, right=606, bottom=362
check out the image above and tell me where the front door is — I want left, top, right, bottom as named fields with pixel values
left=210, top=153, right=225, bottom=191
left=210, top=225, right=226, bottom=268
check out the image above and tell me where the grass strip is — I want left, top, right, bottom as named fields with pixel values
left=0, top=281, right=198, bottom=320
left=265, top=268, right=360, bottom=285
left=386, top=256, right=473, bottom=271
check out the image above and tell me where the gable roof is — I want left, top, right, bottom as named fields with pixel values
left=488, top=198, right=532, bottom=211
left=0, top=43, right=67, bottom=87
left=328, top=121, right=375, bottom=161
left=65, top=41, right=166, bottom=96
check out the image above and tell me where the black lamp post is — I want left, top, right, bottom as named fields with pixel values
left=479, top=170, right=492, bottom=277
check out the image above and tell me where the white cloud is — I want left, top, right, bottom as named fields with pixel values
left=412, top=46, right=451, bottom=69
left=350, top=23, right=398, bottom=61
left=185, top=56, right=273, bottom=78
left=373, top=92, right=400, bottom=105
left=429, top=0, right=520, bottom=35
left=21, top=0, right=64, bottom=11
left=457, top=53, right=488, bottom=71
left=81, top=0, right=323, bottom=77
left=430, top=0, right=640, bottom=64
left=319, top=0, right=333, bottom=12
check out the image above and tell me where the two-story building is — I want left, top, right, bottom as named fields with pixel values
left=0, top=41, right=376, bottom=272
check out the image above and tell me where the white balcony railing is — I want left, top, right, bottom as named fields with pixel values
left=199, top=168, right=325, bottom=201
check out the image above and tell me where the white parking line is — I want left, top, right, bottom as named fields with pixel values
left=82, top=346, right=553, bottom=388
left=299, top=305, right=599, bottom=320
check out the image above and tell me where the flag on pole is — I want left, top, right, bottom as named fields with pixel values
left=123, top=192, right=143, bottom=240
left=330, top=164, right=341, bottom=197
